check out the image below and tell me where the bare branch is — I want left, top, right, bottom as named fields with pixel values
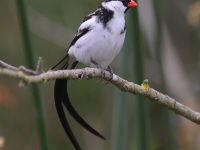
left=0, top=60, right=19, bottom=71
left=0, top=60, right=38, bottom=75
left=0, top=61, right=200, bottom=125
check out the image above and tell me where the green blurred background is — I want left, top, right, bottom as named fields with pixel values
left=0, top=0, right=200, bottom=150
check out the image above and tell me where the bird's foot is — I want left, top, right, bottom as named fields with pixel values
left=90, top=59, right=105, bottom=82
left=90, top=59, right=113, bottom=84
left=103, top=66, right=113, bottom=84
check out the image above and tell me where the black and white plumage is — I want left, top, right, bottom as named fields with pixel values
left=51, top=0, right=137, bottom=149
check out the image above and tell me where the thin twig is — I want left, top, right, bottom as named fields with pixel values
left=0, top=59, right=40, bottom=75
left=36, top=57, right=44, bottom=73
left=0, top=60, right=19, bottom=71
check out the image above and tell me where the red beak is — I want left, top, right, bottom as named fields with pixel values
left=128, top=0, right=137, bottom=8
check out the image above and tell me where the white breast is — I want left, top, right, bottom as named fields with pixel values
left=68, top=11, right=126, bottom=69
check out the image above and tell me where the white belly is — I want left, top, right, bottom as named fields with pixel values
left=68, top=18, right=126, bottom=69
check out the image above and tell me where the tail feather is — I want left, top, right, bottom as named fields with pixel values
left=62, top=79, right=106, bottom=140
left=53, top=55, right=105, bottom=149
left=50, top=54, right=69, bottom=70
left=54, top=79, right=81, bottom=150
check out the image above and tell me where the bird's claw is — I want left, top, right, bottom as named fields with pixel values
left=91, top=59, right=113, bottom=84
left=102, top=66, right=113, bottom=84
left=97, top=68, right=106, bottom=82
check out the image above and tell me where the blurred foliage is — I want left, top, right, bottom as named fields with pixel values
left=0, top=0, right=200, bottom=150
left=16, top=0, right=48, bottom=149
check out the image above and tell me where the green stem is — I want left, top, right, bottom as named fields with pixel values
left=111, top=92, right=129, bottom=150
left=153, top=0, right=176, bottom=149
left=111, top=42, right=132, bottom=150
left=131, top=3, right=149, bottom=150
left=16, top=0, right=48, bottom=150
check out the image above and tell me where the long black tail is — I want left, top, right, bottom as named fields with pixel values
left=53, top=55, right=105, bottom=149
left=54, top=79, right=81, bottom=149
left=61, top=80, right=105, bottom=139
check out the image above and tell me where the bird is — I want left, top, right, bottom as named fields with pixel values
left=50, top=0, right=137, bottom=149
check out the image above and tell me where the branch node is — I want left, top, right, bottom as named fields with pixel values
left=173, top=100, right=178, bottom=113
left=123, top=83, right=131, bottom=91
left=18, top=80, right=28, bottom=87
left=36, top=57, right=44, bottom=74
left=77, top=72, right=84, bottom=80
left=19, top=66, right=38, bottom=75
left=151, top=89, right=158, bottom=102
left=141, top=79, right=150, bottom=91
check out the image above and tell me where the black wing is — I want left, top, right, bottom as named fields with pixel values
left=69, top=27, right=91, bottom=48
